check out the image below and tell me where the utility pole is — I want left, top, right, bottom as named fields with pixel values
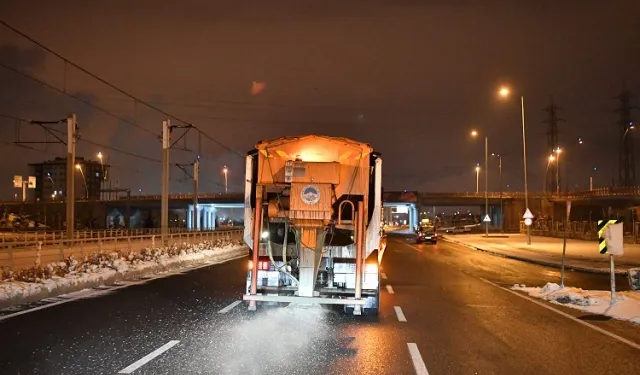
left=193, top=158, right=199, bottom=230
left=161, top=121, right=195, bottom=244
left=616, top=85, right=636, bottom=187
left=66, top=113, right=77, bottom=239
left=543, top=97, right=562, bottom=194
left=161, top=120, right=170, bottom=246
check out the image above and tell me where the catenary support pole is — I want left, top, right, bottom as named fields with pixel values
left=66, top=113, right=76, bottom=240
left=193, top=158, right=199, bottom=230
left=161, top=120, right=170, bottom=246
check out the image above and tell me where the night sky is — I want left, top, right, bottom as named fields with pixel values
left=0, top=1, right=638, bottom=198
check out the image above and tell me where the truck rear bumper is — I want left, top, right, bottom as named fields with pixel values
left=243, top=294, right=367, bottom=305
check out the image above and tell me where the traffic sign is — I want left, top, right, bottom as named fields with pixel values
left=598, top=219, right=620, bottom=254
left=524, top=218, right=533, bottom=226
left=483, top=214, right=491, bottom=223
left=522, top=208, right=534, bottom=220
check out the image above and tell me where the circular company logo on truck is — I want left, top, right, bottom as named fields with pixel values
left=301, top=184, right=320, bottom=205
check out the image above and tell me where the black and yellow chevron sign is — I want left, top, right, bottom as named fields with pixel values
left=598, top=219, right=620, bottom=254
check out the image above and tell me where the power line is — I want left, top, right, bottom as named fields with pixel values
left=0, top=18, right=238, bottom=157
left=0, top=61, right=158, bottom=137
left=194, top=127, right=245, bottom=159
left=1, top=112, right=161, bottom=164
left=79, top=138, right=161, bottom=163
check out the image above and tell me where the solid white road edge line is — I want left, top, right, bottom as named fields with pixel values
left=399, top=239, right=640, bottom=351
left=0, top=253, right=247, bottom=322
left=394, top=306, right=407, bottom=322
left=118, top=340, right=180, bottom=374
left=381, top=272, right=388, bottom=279
left=218, top=300, right=242, bottom=314
left=407, top=343, right=430, bottom=375
left=386, top=285, right=395, bottom=294
left=478, top=277, right=640, bottom=351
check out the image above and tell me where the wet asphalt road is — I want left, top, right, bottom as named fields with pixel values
left=1, top=235, right=639, bottom=374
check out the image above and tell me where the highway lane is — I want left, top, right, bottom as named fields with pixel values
left=1, top=237, right=639, bottom=374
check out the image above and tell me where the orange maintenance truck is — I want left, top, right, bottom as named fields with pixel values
left=242, top=135, right=386, bottom=315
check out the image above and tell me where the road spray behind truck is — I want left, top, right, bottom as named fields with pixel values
left=242, top=135, right=387, bottom=315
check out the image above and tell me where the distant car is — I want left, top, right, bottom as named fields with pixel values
left=444, top=226, right=465, bottom=234
left=416, top=226, right=437, bottom=244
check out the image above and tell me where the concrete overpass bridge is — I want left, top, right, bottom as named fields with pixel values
left=2, top=188, right=640, bottom=231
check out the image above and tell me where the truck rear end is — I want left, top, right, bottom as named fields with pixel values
left=242, top=135, right=386, bottom=315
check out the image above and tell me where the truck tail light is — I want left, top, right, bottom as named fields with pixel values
left=364, top=263, right=378, bottom=274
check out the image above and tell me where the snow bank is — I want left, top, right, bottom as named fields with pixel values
left=512, top=282, right=640, bottom=325
left=0, top=238, right=246, bottom=303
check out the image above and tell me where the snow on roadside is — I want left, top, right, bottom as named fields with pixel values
left=512, top=282, right=640, bottom=325
left=0, top=239, right=245, bottom=302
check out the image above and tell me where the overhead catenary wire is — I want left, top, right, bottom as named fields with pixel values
left=79, top=138, right=162, bottom=163
left=0, top=18, right=240, bottom=158
left=0, top=61, right=158, bottom=138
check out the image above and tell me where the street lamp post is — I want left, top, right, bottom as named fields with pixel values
left=499, top=86, right=531, bottom=245
left=555, top=147, right=562, bottom=195
left=475, top=164, right=480, bottom=193
left=545, top=154, right=555, bottom=194
left=97, top=152, right=105, bottom=181
left=471, top=130, right=489, bottom=238
left=222, top=165, right=228, bottom=193
left=46, top=172, right=54, bottom=200
left=492, top=153, right=503, bottom=233
left=75, top=164, right=89, bottom=199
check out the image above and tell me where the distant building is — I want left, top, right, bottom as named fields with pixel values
left=28, top=157, right=110, bottom=201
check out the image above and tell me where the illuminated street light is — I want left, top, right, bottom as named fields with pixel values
left=475, top=164, right=480, bottom=194
left=222, top=165, right=228, bottom=194
left=491, top=152, right=504, bottom=233
left=554, top=147, right=562, bottom=195
left=97, top=152, right=106, bottom=181
left=498, top=85, right=531, bottom=245
left=470, top=129, right=489, bottom=238
left=75, top=164, right=89, bottom=199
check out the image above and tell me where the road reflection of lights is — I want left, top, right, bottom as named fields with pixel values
left=330, top=325, right=396, bottom=375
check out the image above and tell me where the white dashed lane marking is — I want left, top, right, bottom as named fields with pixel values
left=386, top=285, right=395, bottom=294
left=407, top=343, right=430, bottom=375
left=118, top=340, right=180, bottom=374
left=218, top=300, right=242, bottom=314
left=394, top=306, right=407, bottom=322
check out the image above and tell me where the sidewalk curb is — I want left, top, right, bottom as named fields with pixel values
left=442, top=237, right=629, bottom=276
left=0, top=246, right=248, bottom=310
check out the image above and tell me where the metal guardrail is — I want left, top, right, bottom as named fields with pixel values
left=115, top=193, right=244, bottom=201
left=0, top=228, right=244, bottom=272
left=0, top=192, right=245, bottom=204
left=520, top=220, right=640, bottom=243
left=419, top=192, right=525, bottom=199
left=0, top=227, right=241, bottom=246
